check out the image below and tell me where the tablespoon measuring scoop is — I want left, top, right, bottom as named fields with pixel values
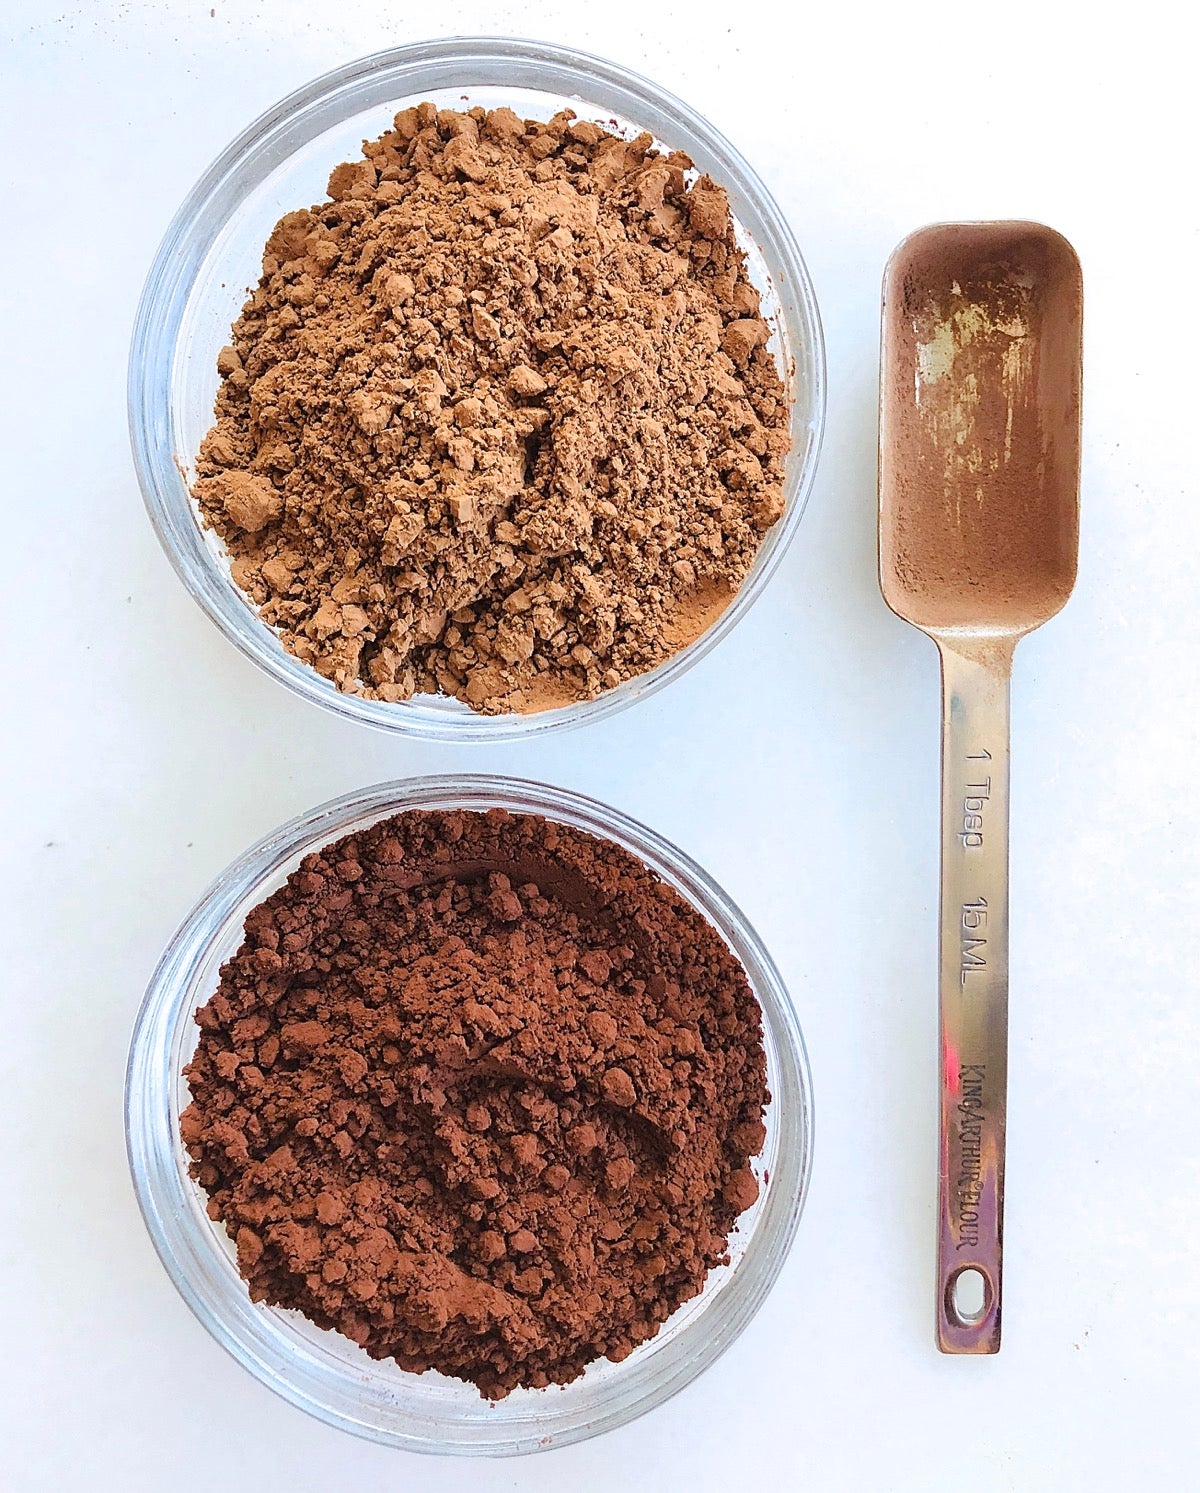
left=878, top=221, right=1082, bottom=1352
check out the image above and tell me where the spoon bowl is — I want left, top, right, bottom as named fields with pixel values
left=881, top=221, right=1081, bottom=639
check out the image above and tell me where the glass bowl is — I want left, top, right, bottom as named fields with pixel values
left=125, top=774, right=813, bottom=1455
left=127, top=37, right=826, bottom=741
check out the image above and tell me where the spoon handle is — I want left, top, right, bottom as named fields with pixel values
left=935, top=640, right=1014, bottom=1352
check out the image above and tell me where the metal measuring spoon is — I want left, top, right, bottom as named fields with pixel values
left=878, top=222, right=1082, bottom=1352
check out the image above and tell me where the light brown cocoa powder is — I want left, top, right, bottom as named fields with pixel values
left=194, top=103, right=791, bottom=713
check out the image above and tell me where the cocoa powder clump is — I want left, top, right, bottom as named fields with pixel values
left=180, top=807, right=768, bottom=1398
left=193, top=103, right=791, bottom=713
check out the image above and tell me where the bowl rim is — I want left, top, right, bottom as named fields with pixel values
left=125, top=772, right=814, bottom=1454
left=127, top=35, right=827, bottom=742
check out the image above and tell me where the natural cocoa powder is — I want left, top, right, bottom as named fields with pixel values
left=180, top=807, right=769, bottom=1397
left=194, top=103, right=791, bottom=713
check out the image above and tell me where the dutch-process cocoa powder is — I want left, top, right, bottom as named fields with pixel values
left=193, top=103, right=791, bottom=713
left=180, top=808, right=769, bottom=1398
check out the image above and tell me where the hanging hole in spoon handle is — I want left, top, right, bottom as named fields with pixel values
left=948, top=1266, right=989, bottom=1323
left=940, top=1263, right=1001, bottom=1351
left=935, top=640, right=1012, bottom=1354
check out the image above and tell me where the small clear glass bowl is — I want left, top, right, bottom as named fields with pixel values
left=125, top=775, right=813, bottom=1455
left=128, top=37, right=825, bottom=741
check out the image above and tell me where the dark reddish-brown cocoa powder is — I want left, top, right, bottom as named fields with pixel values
left=181, top=807, right=768, bottom=1398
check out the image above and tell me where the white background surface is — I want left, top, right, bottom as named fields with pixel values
left=3, top=2, right=1198, bottom=1488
